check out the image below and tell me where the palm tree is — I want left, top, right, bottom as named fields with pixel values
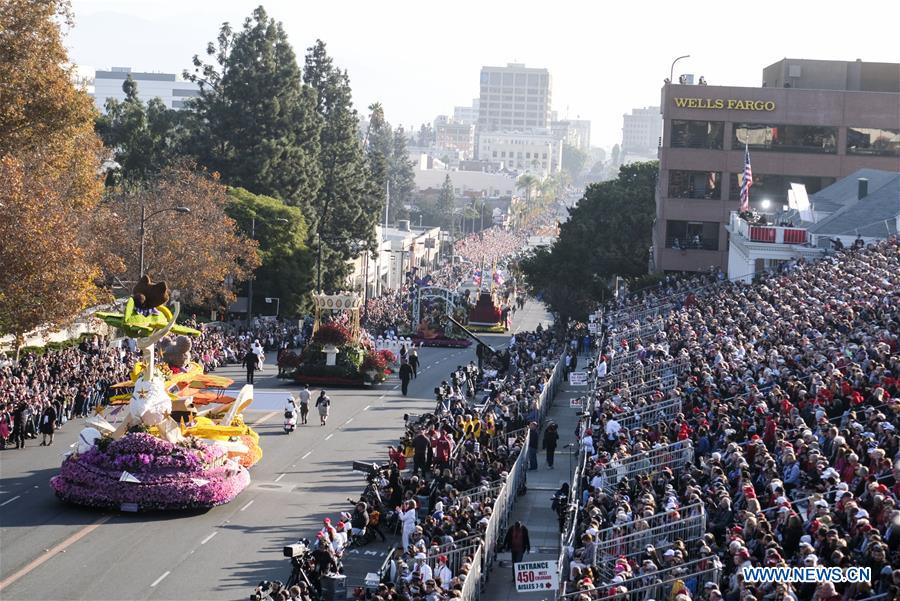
left=516, top=174, right=539, bottom=204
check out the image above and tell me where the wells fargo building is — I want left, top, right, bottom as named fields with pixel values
left=653, top=61, right=900, bottom=273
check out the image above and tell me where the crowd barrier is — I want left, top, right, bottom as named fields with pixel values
left=594, top=511, right=707, bottom=578
left=604, top=303, right=673, bottom=329
left=595, top=355, right=689, bottom=392
left=607, top=318, right=664, bottom=347
left=458, top=480, right=505, bottom=507
left=613, top=396, right=683, bottom=432
left=597, top=440, right=694, bottom=492
left=556, top=444, right=588, bottom=598
left=560, top=556, right=721, bottom=600
left=593, top=502, right=705, bottom=545
left=594, top=373, right=680, bottom=400
left=459, top=545, right=484, bottom=600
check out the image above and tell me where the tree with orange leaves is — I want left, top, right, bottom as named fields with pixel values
left=0, top=0, right=114, bottom=347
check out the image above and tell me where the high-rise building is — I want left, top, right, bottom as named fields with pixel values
left=551, top=119, right=592, bottom=152
left=477, top=131, right=561, bottom=177
left=622, top=107, right=662, bottom=154
left=652, top=59, right=899, bottom=274
left=435, top=121, right=476, bottom=159
left=762, top=58, right=900, bottom=93
left=92, top=67, right=200, bottom=112
left=478, top=63, right=552, bottom=132
left=453, top=99, right=480, bottom=126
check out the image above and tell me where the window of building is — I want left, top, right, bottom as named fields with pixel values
left=665, top=221, right=719, bottom=250
left=847, top=127, right=900, bottom=156
left=733, top=123, right=837, bottom=154
left=500, top=151, right=506, bottom=158
left=667, top=170, right=722, bottom=199
left=525, top=152, right=531, bottom=159
left=728, top=173, right=836, bottom=207
left=492, top=151, right=498, bottom=158
left=670, top=120, right=724, bottom=149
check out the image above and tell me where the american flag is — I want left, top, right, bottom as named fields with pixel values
left=739, top=144, right=753, bottom=212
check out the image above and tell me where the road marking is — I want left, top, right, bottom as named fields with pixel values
left=344, top=418, right=353, bottom=425
left=274, top=473, right=286, bottom=482
left=252, top=411, right=278, bottom=426
left=392, top=385, right=399, bottom=390
left=302, top=451, right=312, bottom=459
left=240, top=500, right=254, bottom=512
left=0, top=495, right=21, bottom=507
left=0, top=515, right=111, bottom=592
left=325, top=433, right=333, bottom=440
left=363, top=405, right=371, bottom=411
left=200, top=532, right=218, bottom=545
left=150, top=571, right=171, bottom=588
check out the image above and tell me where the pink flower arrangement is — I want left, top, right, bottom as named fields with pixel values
left=50, top=433, right=250, bottom=511
left=378, top=349, right=397, bottom=364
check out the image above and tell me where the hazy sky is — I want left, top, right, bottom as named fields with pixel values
left=66, top=0, right=900, bottom=149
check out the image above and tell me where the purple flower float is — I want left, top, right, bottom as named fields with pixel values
left=50, top=433, right=250, bottom=511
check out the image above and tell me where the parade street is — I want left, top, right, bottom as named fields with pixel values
left=0, top=302, right=550, bottom=601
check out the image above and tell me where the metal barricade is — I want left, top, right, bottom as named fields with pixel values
left=598, top=440, right=693, bottom=492
left=605, top=303, right=673, bottom=329
left=608, top=318, right=664, bottom=347
left=460, top=544, right=483, bottom=601
left=614, top=397, right=683, bottom=432
left=424, top=540, right=482, bottom=578
left=560, top=556, right=721, bottom=600
left=596, top=355, right=689, bottom=392
left=593, top=502, right=705, bottom=544
left=459, top=480, right=504, bottom=507
left=593, top=511, right=707, bottom=577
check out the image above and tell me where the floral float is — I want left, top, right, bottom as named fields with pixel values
left=51, top=277, right=252, bottom=511
left=282, top=292, right=387, bottom=387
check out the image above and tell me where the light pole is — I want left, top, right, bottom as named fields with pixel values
left=139, top=204, right=190, bottom=278
left=265, top=297, right=281, bottom=317
left=247, top=215, right=289, bottom=325
left=669, top=54, right=690, bottom=83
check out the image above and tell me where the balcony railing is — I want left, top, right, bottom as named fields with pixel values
left=729, top=211, right=809, bottom=245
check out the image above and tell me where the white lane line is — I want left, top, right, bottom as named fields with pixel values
left=0, top=495, right=21, bottom=507
left=392, top=385, right=399, bottom=390
left=150, top=571, right=171, bottom=588
left=301, top=451, right=312, bottom=459
left=240, top=500, right=254, bottom=512
left=274, top=473, right=286, bottom=482
left=363, top=405, right=371, bottom=411
left=200, top=531, right=218, bottom=545
left=325, top=433, right=334, bottom=440
left=345, top=417, right=354, bottom=425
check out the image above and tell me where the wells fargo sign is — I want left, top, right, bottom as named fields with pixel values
left=673, top=97, right=776, bottom=111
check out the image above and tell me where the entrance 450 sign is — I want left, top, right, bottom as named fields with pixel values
left=514, top=560, right=559, bottom=592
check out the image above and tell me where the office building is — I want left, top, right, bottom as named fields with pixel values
left=652, top=60, right=900, bottom=273
left=453, top=99, right=480, bottom=126
left=435, top=121, right=476, bottom=159
left=622, top=107, right=662, bottom=154
left=552, top=119, right=592, bottom=152
left=762, top=58, right=900, bottom=93
left=478, top=63, right=552, bottom=132
left=92, top=67, right=200, bottom=112
left=476, top=131, right=561, bottom=177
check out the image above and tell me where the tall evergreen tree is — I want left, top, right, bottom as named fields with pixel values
left=437, top=174, right=455, bottom=230
left=389, top=125, right=415, bottom=223
left=184, top=6, right=322, bottom=207
left=303, top=40, right=377, bottom=291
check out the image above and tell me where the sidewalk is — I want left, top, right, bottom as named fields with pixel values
left=481, top=369, right=588, bottom=601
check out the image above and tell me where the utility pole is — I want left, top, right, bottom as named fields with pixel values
left=247, top=216, right=256, bottom=325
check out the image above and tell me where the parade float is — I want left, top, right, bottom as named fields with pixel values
left=50, top=277, right=254, bottom=511
left=409, top=286, right=472, bottom=348
left=282, top=292, right=390, bottom=386
left=466, top=266, right=508, bottom=333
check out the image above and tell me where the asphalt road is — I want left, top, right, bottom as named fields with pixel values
left=0, top=301, right=550, bottom=601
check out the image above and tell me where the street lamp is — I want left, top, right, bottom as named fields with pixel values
left=761, top=199, right=772, bottom=210
left=139, top=205, right=190, bottom=278
left=247, top=216, right=289, bottom=325
left=669, top=54, right=691, bottom=83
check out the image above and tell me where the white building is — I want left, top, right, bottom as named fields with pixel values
left=453, top=99, right=480, bottom=125
left=414, top=167, right=517, bottom=198
left=435, top=121, right=476, bottom=159
left=476, top=131, right=561, bottom=177
left=478, top=63, right=552, bottom=132
left=725, top=169, right=899, bottom=282
left=552, top=119, right=592, bottom=152
left=622, top=106, right=662, bottom=154
left=92, top=67, right=200, bottom=112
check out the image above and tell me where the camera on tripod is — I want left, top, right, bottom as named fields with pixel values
left=283, top=538, right=311, bottom=558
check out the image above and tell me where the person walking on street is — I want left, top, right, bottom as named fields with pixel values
left=543, top=421, right=559, bottom=469
left=315, top=390, right=331, bottom=426
left=12, top=402, right=27, bottom=449
left=399, top=361, right=413, bottom=396
left=242, top=348, right=259, bottom=384
left=527, top=421, right=539, bottom=470
left=298, top=384, right=310, bottom=425
left=409, top=349, right=419, bottom=378
left=39, top=402, right=57, bottom=446
left=503, top=521, right=531, bottom=571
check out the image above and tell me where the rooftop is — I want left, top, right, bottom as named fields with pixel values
left=806, top=170, right=900, bottom=237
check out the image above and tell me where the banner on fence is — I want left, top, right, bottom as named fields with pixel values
left=569, top=397, right=583, bottom=408
left=514, top=560, right=559, bottom=592
left=568, top=371, right=588, bottom=386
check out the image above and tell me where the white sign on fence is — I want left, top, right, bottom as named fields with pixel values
left=588, top=322, right=598, bottom=334
left=569, top=397, right=583, bottom=408
left=568, top=371, right=588, bottom=386
left=514, top=560, right=559, bottom=592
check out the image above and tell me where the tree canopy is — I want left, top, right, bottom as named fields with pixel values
left=520, top=161, right=658, bottom=324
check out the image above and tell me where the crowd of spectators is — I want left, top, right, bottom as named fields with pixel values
left=562, top=239, right=900, bottom=601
